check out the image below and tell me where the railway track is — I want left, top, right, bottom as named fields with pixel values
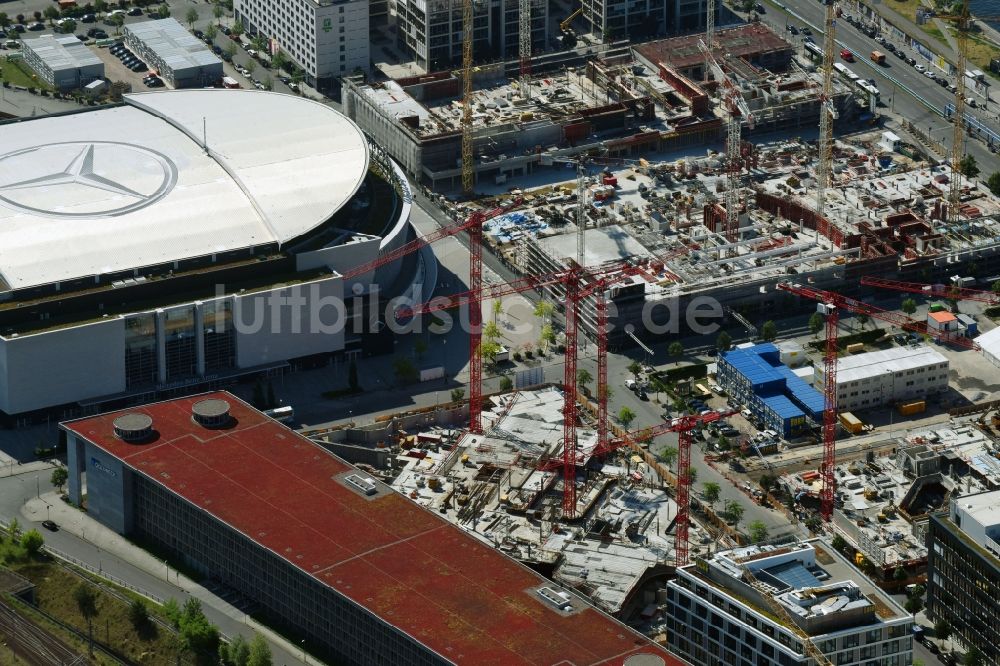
left=0, top=599, right=88, bottom=666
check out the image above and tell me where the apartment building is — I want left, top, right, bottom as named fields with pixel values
left=927, top=491, right=1000, bottom=665
left=666, top=541, right=913, bottom=666
left=583, top=0, right=709, bottom=42
left=394, top=0, right=547, bottom=71
left=815, top=345, right=950, bottom=412
left=234, top=0, right=370, bottom=89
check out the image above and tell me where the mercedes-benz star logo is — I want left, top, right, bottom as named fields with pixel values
left=0, top=141, right=178, bottom=218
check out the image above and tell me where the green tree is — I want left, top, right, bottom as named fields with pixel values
left=758, top=473, right=776, bottom=495
left=576, top=368, right=592, bottom=391
left=108, top=13, right=122, bottom=34
left=43, top=6, right=59, bottom=25
left=627, top=360, right=643, bottom=382
left=987, top=171, right=1000, bottom=197
left=668, top=341, right=684, bottom=364
left=483, top=321, right=501, bottom=342
left=893, top=566, right=908, bottom=582
left=649, top=377, right=666, bottom=403
left=809, top=312, right=824, bottom=337
left=392, top=357, right=418, bottom=386
left=716, top=434, right=731, bottom=451
left=831, top=534, right=847, bottom=552
left=724, top=499, right=744, bottom=527
left=245, top=59, right=256, bottom=77
left=901, top=298, right=917, bottom=316
left=128, top=598, right=149, bottom=629
left=492, top=299, right=503, bottom=325
left=450, top=388, right=466, bottom=403
left=747, top=520, right=768, bottom=543
left=205, top=23, right=218, bottom=40
left=533, top=300, right=554, bottom=323
left=251, top=34, right=267, bottom=53
left=478, top=340, right=502, bottom=367
left=247, top=633, right=272, bottom=666
left=348, top=358, right=359, bottom=392
left=964, top=646, right=984, bottom=666
left=617, top=406, right=636, bottom=429
left=224, top=42, right=237, bottom=60
left=178, top=597, right=221, bottom=662
left=0, top=13, right=10, bottom=31
left=61, top=18, right=76, bottom=34
left=213, top=3, right=225, bottom=24
left=156, top=4, right=171, bottom=19
left=499, top=376, right=513, bottom=392
left=933, top=618, right=951, bottom=650
left=761, top=320, right=778, bottom=342
left=539, top=323, right=556, bottom=352
left=992, top=279, right=1000, bottom=296
left=231, top=19, right=244, bottom=38
left=660, top=446, right=678, bottom=470
left=74, top=584, right=98, bottom=653
left=21, top=529, right=43, bottom=557
left=51, top=466, right=68, bottom=492
left=7, top=518, right=19, bottom=540
left=94, top=0, right=107, bottom=17
left=716, top=331, right=732, bottom=352
left=686, top=466, right=698, bottom=484
left=904, top=595, right=923, bottom=613
left=959, top=154, right=980, bottom=179
left=702, top=481, right=721, bottom=506
left=185, top=7, right=198, bottom=27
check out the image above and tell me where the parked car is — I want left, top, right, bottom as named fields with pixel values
left=212, top=45, right=222, bottom=55
left=127, top=7, right=143, bottom=16
left=915, top=63, right=926, bottom=73
left=12, top=24, right=25, bottom=33
left=41, top=520, right=58, bottom=531
left=786, top=25, right=799, bottom=35
left=636, top=388, right=649, bottom=401
left=193, top=30, right=204, bottom=39
left=28, top=22, right=45, bottom=31
left=220, top=25, right=231, bottom=35
left=80, top=13, right=96, bottom=23
left=144, top=77, right=164, bottom=87
left=131, top=62, right=148, bottom=72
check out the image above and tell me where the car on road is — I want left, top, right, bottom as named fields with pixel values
left=194, top=30, right=204, bottom=39
left=924, top=69, right=936, bottom=79
left=801, top=27, right=811, bottom=35
left=754, top=2, right=764, bottom=11
left=636, top=387, right=649, bottom=401
left=894, top=49, right=906, bottom=59
left=786, top=25, right=798, bottom=35
left=212, top=45, right=223, bottom=55
left=127, top=7, right=143, bottom=15
left=625, top=378, right=636, bottom=390
left=41, top=520, right=57, bottom=531
left=220, top=25, right=231, bottom=35
left=926, top=642, right=939, bottom=654
left=28, top=22, right=45, bottom=31
left=80, top=13, right=96, bottom=23
left=915, top=63, right=926, bottom=73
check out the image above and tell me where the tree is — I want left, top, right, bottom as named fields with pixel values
left=392, top=357, right=417, bottom=386
left=617, top=406, right=636, bottom=429
left=627, top=360, right=643, bottom=382
left=758, top=473, right=776, bottom=495
left=904, top=595, right=923, bottom=613
left=483, top=321, right=501, bottom=342
left=185, top=7, right=198, bottom=27
left=808, top=312, right=824, bottom=337
left=128, top=598, right=149, bottom=629
left=156, top=4, right=171, bottom=19
left=245, top=59, right=256, bottom=77
left=702, top=482, right=721, bottom=506
left=61, top=18, right=76, bottom=34
left=247, top=633, right=272, bottom=666
left=478, top=340, right=502, bottom=368
left=901, top=298, right=917, bottom=316
left=686, top=466, right=698, bottom=484
left=958, top=154, right=980, bottom=179
left=205, top=23, right=218, bottom=40
left=347, top=359, right=359, bottom=393
left=649, top=377, right=666, bottom=403
left=893, top=566, right=908, bottom=582
left=533, top=300, right=554, bottom=323
left=660, top=446, right=678, bottom=470
left=499, top=376, right=513, bottom=392
left=220, top=634, right=250, bottom=666
left=992, top=279, right=1000, bottom=296
left=251, top=34, right=267, bottom=53
left=964, top=647, right=984, bottom=666
left=450, top=388, right=465, bottom=403
left=716, top=434, right=730, bottom=451
left=987, top=172, right=1000, bottom=197
left=576, top=368, right=592, bottom=390
left=0, top=13, right=9, bottom=31
left=21, top=529, right=43, bottom=557
left=51, top=466, right=68, bottom=492
left=178, top=597, right=220, bottom=661
left=224, top=43, right=237, bottom=61
left=231, top=20, right=244, bottom=38
left=831, top=534, right=847, bottom=552
left=43, top=6, right=59, bottom=25
left=74, top=584, right=98, bottom=653
left=108, top=13, right=122, bottom=34
left=668, top=341, right=684, bottom=365
left=94, top=0, right=107, bottom=17
left=716, top=331, right=732, bottom=352
left=492, top=299, right=503, bottom=325
left=33, top=10, right=42, bottom=22
left=747, top=520, right=769, bottom=543
left=724, top=499, right=744, bottom=527
left=761, top=320, right=778, bottom=342
left=934, top=618, right=951, bottom=649
left=7, top=518, right=19, bottom=540
left=539, top=324, right=556, bottom=353
left=213, top=3, right=225, bottom=24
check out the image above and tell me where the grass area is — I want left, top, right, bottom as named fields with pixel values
left=961, top=31, right=1000, bottom=77
left=882, top=0, right=926, bottom=25
left=5, top=594, right=119, bottom=666
left=923, top=24, right=950, bottom=47
left=13, top=561, right=185, bottom=666
left=0, top=56, right=53, bottom=91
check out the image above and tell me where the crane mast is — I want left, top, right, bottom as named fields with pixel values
left=461, top=0, right=475, bottom=195
left=950, top=1, right=969, bottom=224
left=816, top=0, right=837, bottom=215
left=519, top=0, right=532, bottom=100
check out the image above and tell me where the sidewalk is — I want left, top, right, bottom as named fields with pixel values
left=20, top=491, right=312, bottom=665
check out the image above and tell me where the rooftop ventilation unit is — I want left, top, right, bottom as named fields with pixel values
left=537, top=586, right=573, bottom=612
left=113, top=413, right=154, bottom=442
left=191, top=399, right=231, bottom=428
left=345, top=474, right=378, bottom=496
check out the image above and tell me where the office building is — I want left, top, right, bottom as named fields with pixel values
left=926, top=491, right=1000, bottom=663
left=124, top=19, right=223, bottom=88
left=0, top=90, right=421, bottom=422
left=717, top=343, right=825, bottom=437
left=394, top=0, right=547, bottom=72
left=665, top=541, right=914, bottom=666
left=815, top=345, right=949, bottom=412
left=21, top=34, right=104, bottom=91
left=62, top=392, right=685, bottom=666
left=234, top=0, right=370, bottom=90
left=583, top=0, right=708, bottom=43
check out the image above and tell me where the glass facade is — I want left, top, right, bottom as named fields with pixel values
left=203, top=300, right=236, bottom=375
left=124, top=313, right=158, bottom=389
left=164, top=306, right=196, bottom=382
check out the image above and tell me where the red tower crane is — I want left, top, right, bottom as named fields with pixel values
left=860, top=276, right=1000, bottom=306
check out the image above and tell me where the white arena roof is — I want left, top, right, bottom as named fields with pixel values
left=0, top=90, right=369, bottom=291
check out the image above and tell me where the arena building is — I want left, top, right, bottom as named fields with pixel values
left=0, top=91, right=423, bottom=423
left=62, top=392, right=686, bottom=666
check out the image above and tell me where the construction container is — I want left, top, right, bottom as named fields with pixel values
left=839, top=412, right=864, bottom=434
left=602, top=173, right=618, bottom=187
left=846, top=342, right=865, bottom=354
left=929, top=303, right=946, bottom=313
left=898, top=400, right=926, bottom=416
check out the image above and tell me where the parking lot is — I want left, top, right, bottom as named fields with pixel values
left=89, top=41, right=162, bottom=91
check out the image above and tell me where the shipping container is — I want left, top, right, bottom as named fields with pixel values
left=929, top=303, right=946, bottom=313
left=846, top=342, right=865, bottom=354
left=839, top=412, right=864, bottom=434
left=898, top=400, right=926, bottom=416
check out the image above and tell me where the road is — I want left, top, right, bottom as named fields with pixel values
left=753, top=0, right=1000, bottom=171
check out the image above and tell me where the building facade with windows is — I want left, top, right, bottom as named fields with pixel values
left=582, top=0, right=708, bottom=43
left=21, top=34, right=104, bottom=91
left=394, top=0, right=547, bottom=72
left=926, top=491, right=1000, bottom=663
left=61, top=392, right=685, bottom=666
left=234, top=0, right=370, bottom=89
left=815, top=345, right=949, bottom=412
left=665, top=541, right=914, bottom=666
left=0, top=91, right=421, bottom=422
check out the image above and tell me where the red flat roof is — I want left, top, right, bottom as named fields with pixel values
left=64, top=392, right=686, bottom=666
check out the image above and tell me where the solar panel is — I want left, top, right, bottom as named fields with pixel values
left=764, top=561, right=821, bottom=590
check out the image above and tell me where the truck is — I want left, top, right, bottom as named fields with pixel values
left=840, top=48, right=854, bottom=62
left=870, top=50, right=886, bottom=65
left=839, top=412, right=864, bottom=434
left=898, top=400, right=926, bottom=416
left=222, top=76, right=241, bottom=89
